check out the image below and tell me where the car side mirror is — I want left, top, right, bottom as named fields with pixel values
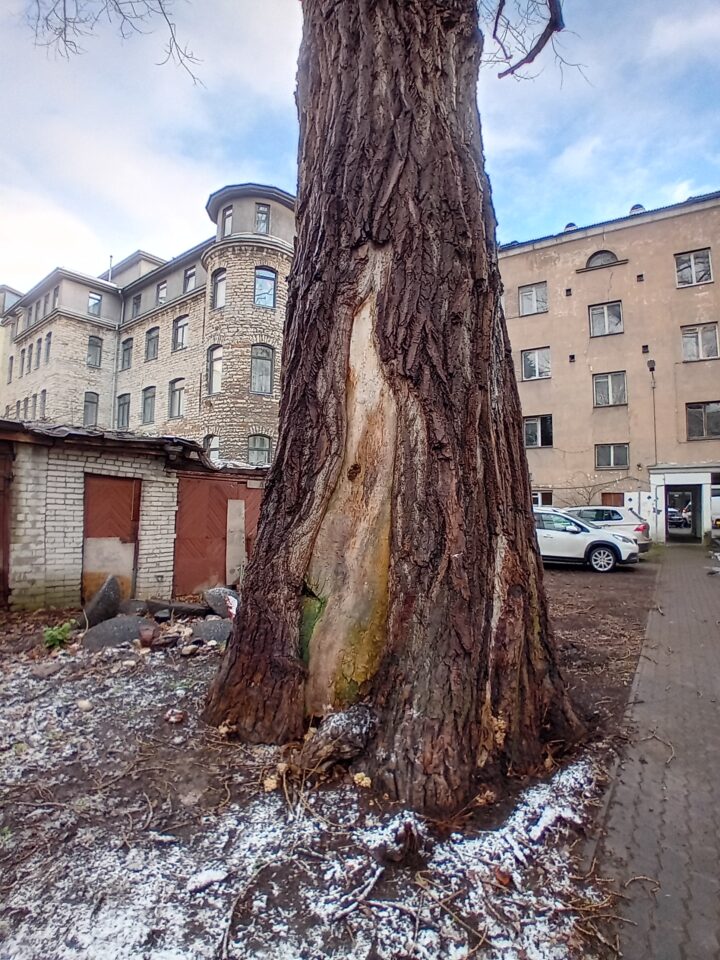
left=566, top=525, right=581, bottom=534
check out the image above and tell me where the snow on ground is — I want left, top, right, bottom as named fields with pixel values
left=0, top=643, right=608, bottom=960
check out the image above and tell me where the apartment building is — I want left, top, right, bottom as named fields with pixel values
left=0, top=184, right=294, bottom=464
left=500, top=190, right=720, bottom=541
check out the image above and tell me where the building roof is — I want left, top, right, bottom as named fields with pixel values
left=120, top=237, right=214, bottom=292
left=498, top=189, right=720, bottom=254
left=205, top=183, right=296, bottom=222
left=2, top=268, right=120, bottom=318
left=98, top=250, right=166, bottom=282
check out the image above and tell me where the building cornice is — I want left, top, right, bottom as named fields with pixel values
left=11, top=308, right=116, bottom=343
left=201, top=234, right=294, bottom=269
left=5, top=268, right=120, bottom=314
left=120, top=238, right=214, bottom=292
left=205, top=183, right=296, bottom=222
left=120, top=287, right=205, bottom=331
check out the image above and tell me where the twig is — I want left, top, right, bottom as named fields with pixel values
left=638, top=731, right=675, bottom=765
left=334, top=865, right=385, bottom=920
left=624, top=874, right=661, bottom=892
left=218, top=861, right=272, bottom=960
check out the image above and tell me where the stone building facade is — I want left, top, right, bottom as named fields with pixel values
left=0, top=184, right=294, bottom=465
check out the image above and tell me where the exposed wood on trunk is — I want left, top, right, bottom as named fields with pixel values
left=205, top=0, right=582, bottom=812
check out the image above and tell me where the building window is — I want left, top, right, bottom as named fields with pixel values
left=183, top=266, right=196, bottom=293
left=83, top=391, right=99, bottom=427
left=116, top=393, right=130, bottom=430
left=156, top=281, right=167, bottom=306
left=120, top=338, right=133, bottom=370
left=168, top=378, right=185, bottom=419
left=675, top=248, right=712, bottom=287
left=19, top=349, right=25, bottom=377
left=34, top=302, right=40, bottom=323
left=35, top=339, right=41, bottom=368
left=586, top=250, right=619, bottom=269
left=589, top=301, right=623, bottom=337
left=248, top=434, right=272, bottom=465
left=524, top=414, right=553, bottom=448
left=45, top=332, right=52, bottom=363
left=518, top=281, right=548, bottom=316
left=205, top=434, right=221, bottom=462
left=7, top=356, right=12, bottom=384
left=87, top=336, right=103, bottom=367
left=682, top=323, right=719, bottom=362
left=88, top=291, right=103, bottom=316
left=172, top=315, right=189, bottom=351
left=39, top=390, right=46, bottom=418
left=221, top=205, right=233, bottom=237
left=131, top=294, right=141, bottom=318
left=521, top=347, right=551, bottom=381
left=255, top=203, right=270, bottom=235
left=207, top=345, right=223, bottom=394
left=30, top=394, right=37, bottom=419
left=24, top=310, right=31, bottom=329
left=254, top=267, right=277, bottom=308
left=15, top=401, right=20, bottom=419
left=687, top=401, right=720, bottom=440
left=532, top=490, right=553, bottom=506
left=145, top=327, right=159, bottom=361
left=43, top=293, right=49, bottom=316
left=141, top=386, right=156, bottom=424
left=23, top=398, right=28, bottom=419
left=593, top=371, right=627, bottom=407
left=52, top=285, right=59, bottom=308
left=27, top=344, right=33, bottom=372
left=250, top=344, right=274, bottom=394
left=595, top=443, right=629, bottom=469
left=212, top=269, right=226, bottom=309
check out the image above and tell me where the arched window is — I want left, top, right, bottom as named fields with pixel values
left=207, top=345, right=223, bottom=394
left=83, top=391, right=99, bottom=427
left=250, top=344, right=274, bottom=395
left=142, top=386, right=156, bottom=424
left=212, top=268, right=226, bottom=309
left=172, top=315, right=189, bottom=351
left=19, top=349, right=25, bottom=377
left=248, top=434, right=272, bottom=466
left=87, top=335, right=103, bottom=368
left=120, top=337, right=133, bottom=370
left=145, top=326, right=159, bottom=361
left=27, top=344, right=33, bottom=373
left=44, top=332, right=52, bottom=363
left=39, top=390, right=47, bottom=419
left=254, top=267, right=277, bottom=308
left=205, top=434, right=221, bottom=462
left=31, top=394, right=37, bottom=419
left=116, top=393, right=130, bottom=430
left=586, top=250, right=619, bottom=269
left=168, top=378, right=185, bottom=419
left=35, top=339, right=41, bottom=368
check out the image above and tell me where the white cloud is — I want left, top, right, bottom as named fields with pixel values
left=646, top=5, right=720, bottom=60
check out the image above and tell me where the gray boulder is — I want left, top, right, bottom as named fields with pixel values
left=118, top=599, right=149, bottom=616
left=82, top=615, right=155, bottom=652
left=191, top=619, right=233, bottom=644
left=146, top=599, right=212, bottom=618
left=79, top=576, right=121, bottom=628
left=202, top=587, right=239, bottom=619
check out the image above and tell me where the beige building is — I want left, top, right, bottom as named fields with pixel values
left=499, top=190, right=720, bottom=541
left=0, top=184, right=294, bottom=465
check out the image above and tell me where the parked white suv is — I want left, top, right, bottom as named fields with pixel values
left=563, top=506, right=652, bottom=553
left=533, top=508, right=639, bottom=572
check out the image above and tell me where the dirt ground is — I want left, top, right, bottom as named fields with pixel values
left=0, top=559, right=657, bottom=960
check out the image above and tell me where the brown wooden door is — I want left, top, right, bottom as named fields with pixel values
left=173, top=476, right=264, bottom=596
left=83, top=475, right=141, bottom=601
left=601, top=492, right=624, bottom=507
left=0, top=445, right=12, bottom=607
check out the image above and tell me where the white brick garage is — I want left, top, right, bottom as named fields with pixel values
left=0, top=422, right=209, bottom=610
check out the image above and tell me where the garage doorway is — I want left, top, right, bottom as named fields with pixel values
left=83, top=475, right=142, bottom=601
left=666, top=483, right=702, bottom=542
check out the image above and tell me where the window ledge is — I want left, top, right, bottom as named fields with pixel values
left=593, top=403, right=628, bottom=409
left=676, top=279, right=714, bottom=289
left=518, top=309, right=548, bottom=318
left=595, top=466, right=630, bottom=471
left=525, top=445, right=554, bottom=450
left=249, top=391, right=275, bottom=398
left=682, top=356, right=719, bottom=363
left=521, top=377, right=552, bottom=383
left=253, top=305, right=277, bottom=312
left=590, top=331, right=624, bottom=339
left=687, top=435, right=720, bottom=441
left=171, top=346, right=188, bottom=353
left=576, top=259, right=629, bottom=274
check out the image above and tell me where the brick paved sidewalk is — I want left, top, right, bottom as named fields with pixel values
left=598, top=543, right=720, bottom=959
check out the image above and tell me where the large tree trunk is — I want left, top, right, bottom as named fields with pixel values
left=205, top=0, right=581, bottom=813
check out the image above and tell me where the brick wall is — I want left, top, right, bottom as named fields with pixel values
left=8, top=442, right=179, bottom=610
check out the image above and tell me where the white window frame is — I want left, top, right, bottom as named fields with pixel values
left=168, top=378, right=185, bottom=419
left=518, top=281, right=548, bottom=316
left=120, top=338, right=133, bottom=371
left=255, top=203, right=270, bottom=235
left=87, top=291, right=103, bottom=316
left=156, top=281, right=167, bottom=306
left=183, top=266, right=196, bottom=293
left=521, top=347, right=551, bottom=381
left=141, top=386, right=156, bottom=424
left=593, top=371, right=627, bottom=407
left=83, top=391, right=99, bottom=427
left=675, top=248, right=713, bottom=288
left=87, top=336, right=103, bottom=368
left=205, top=434, right=221, bottom=462
left=254, top=267, right=277, bottom=308
left=250, top=344, right=274, bottom=395
left=212, top=269, right=226, bottom=309
left=145, top=327, right=159, bottom=361
left=686, top=401, right=720, bottom=440
left=248, top=434, right=272, bottom=466
left=589, top=301, right=623, bottom=337
left=207, top=345, right=223, bottom=395
left=172, top=315, right=189, bottom=352
left=523, top=414, right=553, bottom=448
left=131, top=294, right=141, bottom=318
left=221, top=205, right=233, bottom=238
left=595, top=443, right=629, bottom=469
left=681, top=323, right=719, bottom=362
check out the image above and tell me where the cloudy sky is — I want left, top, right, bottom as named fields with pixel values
left=1, top=0, right=719, bottom=291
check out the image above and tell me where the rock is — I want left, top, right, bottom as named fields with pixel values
left=76, top=699, right=93, bottom=712
left=78, top=576, right=121, bottom=628
left=190, top=620, right=233, bottom=644
left=203, top=586, right=239, bottom=619
left=180, top=644, right=200, bottom=657
left=121, top=659, right=137, bottom=668
left=118, top=599, right=149, bottom=616
left=82, top=616, right=156, bottom=652
left=30, top=661, right=62, bottom=680
left=146, top=599, right=212, bottom=618
left=153, top=609, right=172, bottom=623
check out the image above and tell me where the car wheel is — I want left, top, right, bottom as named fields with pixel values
left=588, top=545, right=617, bottom=573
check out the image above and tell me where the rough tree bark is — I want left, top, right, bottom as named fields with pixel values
left=205, top=0, right=582, bottom=813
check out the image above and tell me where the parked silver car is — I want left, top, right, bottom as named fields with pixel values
left=564, top=506, right=652, bottom=553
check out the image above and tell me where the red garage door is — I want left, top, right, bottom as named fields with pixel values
left=83, top=475, right=141, bottom=601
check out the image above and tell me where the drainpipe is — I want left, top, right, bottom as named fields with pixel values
left=647, top=359, right=658, bottom=466
left=110, top=294, right=124, bottom=428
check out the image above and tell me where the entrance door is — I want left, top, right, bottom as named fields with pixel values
left=83, top=475, right=141, bottom=601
